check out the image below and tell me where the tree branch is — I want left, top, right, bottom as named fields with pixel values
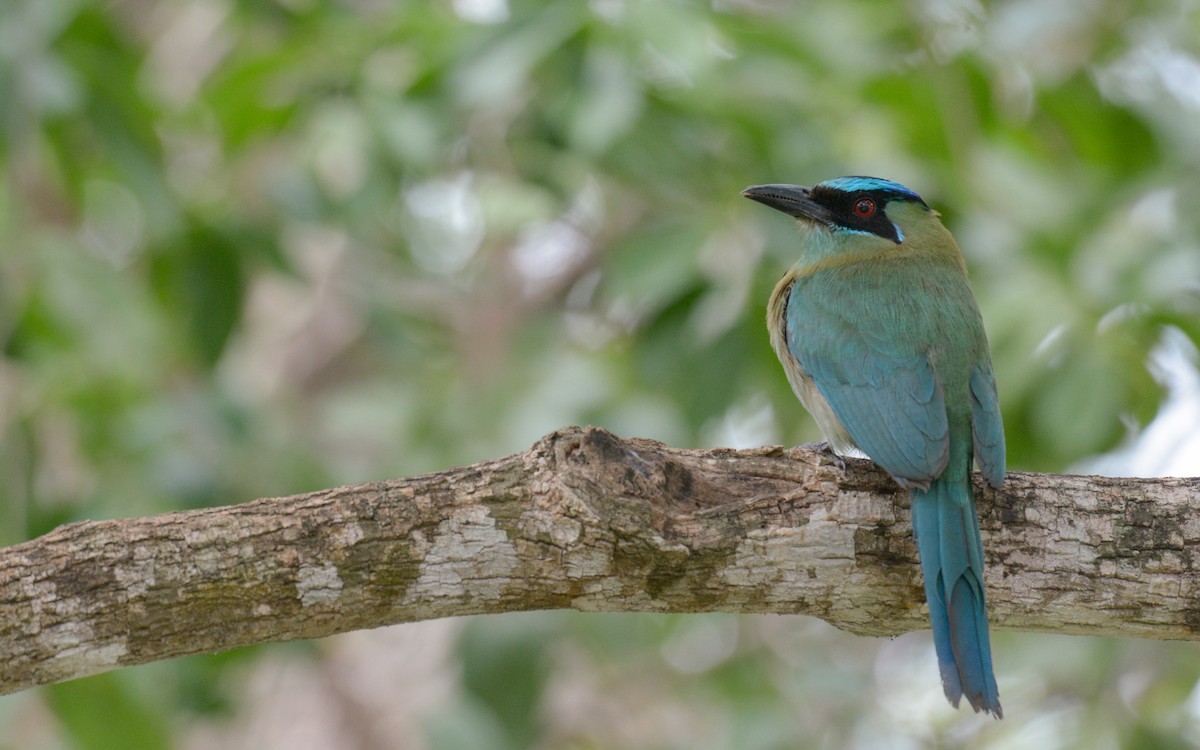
left=1, top=426, right=1197, bottom=695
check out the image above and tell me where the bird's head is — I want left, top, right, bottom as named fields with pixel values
left=742, top=176, right=942, bottom=250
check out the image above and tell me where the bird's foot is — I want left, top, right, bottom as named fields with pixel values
left=798, top=441, right=846, bottom=470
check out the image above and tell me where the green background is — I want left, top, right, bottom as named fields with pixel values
left=3, top=0, right=1200, bottom=747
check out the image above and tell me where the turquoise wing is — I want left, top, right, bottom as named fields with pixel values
left=784, top=274, right=951, bottom=488
left=969, top=362, right=1006, bottom=488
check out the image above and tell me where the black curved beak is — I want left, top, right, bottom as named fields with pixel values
left=742, top=184, right=835, bottom=225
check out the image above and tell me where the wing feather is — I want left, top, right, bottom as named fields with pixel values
left=970, top=363, right=1006, bottom=488
left=787, top=279, right=950, bottom=488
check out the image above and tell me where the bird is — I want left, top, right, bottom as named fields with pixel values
left=743, top=176, right=1005, bottom=717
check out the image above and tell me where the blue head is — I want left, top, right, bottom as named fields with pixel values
left=743, top=176, right=930, bottom=244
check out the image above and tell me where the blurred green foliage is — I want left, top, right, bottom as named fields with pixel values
left=3, top=0, right=1200, bottom=747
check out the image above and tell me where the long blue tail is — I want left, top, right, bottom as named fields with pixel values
left=911, top=476, right=1002, bottom=717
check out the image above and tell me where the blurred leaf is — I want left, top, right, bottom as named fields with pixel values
left=456, top=615, right=554, bottom=750
left=149, top=223, right=245, bottom=367
left=1037, top=76, right=1159, bottom=178
left=46, top=674, right=172, bottom=750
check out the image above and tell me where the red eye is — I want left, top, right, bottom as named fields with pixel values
left=853, top=198, right=876, bottom=218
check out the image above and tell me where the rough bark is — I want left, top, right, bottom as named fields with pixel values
left=1, top=425, right=1197, bottom=695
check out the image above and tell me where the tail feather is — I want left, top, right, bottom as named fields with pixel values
left=911, top=477, right=1002, bottom=717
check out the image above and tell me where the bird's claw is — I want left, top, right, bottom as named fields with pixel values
left=798, top=440, right=846, bottom=470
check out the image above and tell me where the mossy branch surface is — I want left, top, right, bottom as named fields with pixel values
left=2, top=426, right=1197, bottom=695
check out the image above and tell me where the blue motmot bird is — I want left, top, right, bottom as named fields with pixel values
left=744, top=177, right=1005, bottom=717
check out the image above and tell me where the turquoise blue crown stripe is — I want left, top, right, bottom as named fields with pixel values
left=818, top=176, right=924, bottom=203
